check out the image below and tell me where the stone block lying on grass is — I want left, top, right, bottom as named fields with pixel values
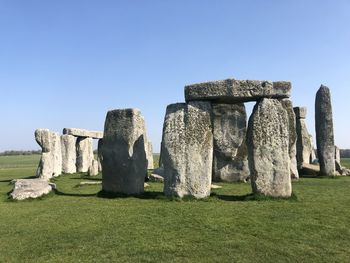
left=10, top=179, right=56, bottom=200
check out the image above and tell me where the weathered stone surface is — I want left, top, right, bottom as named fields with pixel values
left=212, top=103, right=249, bottom=182
left=76, top=137, right=94, bottom=173
left=146, top=139, right=154, bottom=170
left=315, top=85, right=335, bottom=176
left=88, top=159, right=99, bottom=176
left=294, top=107, right=314, bottom=169
left=293, top=107, right=307, bottom=119
left=247, top=98, right=292, bottom=197
left=97, top=139, right=103, bottom=172
left=162, top=102, right=213, bottom=199
left=10, top=179, right=56, bottom=200
left=185, top=78, right=291, bottom=103
left=301, top=163, right=320, bottom=176
left=63, top=128, right=103, bottom=139
left=281, top=99, right=299, bottom=180
left=35, top=129, right=62, bottom=179
left=101, top=108, right=147, bottom=195
left=61, top=134, right=77, bottom=174
left=335, top=146, right=342, bottom=172
left=153, top=166, right=164, bottom=177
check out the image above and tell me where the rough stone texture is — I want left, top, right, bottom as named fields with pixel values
left=294, top=107, right=307, bottom=119
left=97, top=139, right=103, bottom=172
left=281, top=100, right=299, bottom=180
left=146, top=139, right=154, bottom=170
left=63, top=128, right=103, bottom=139
left=185, top=78, right=291, bottom=103
left=61, top=134, right=77, bottom=174
left=212, top=103, right=249, bottom=182
left=301, top=163, right=320, bottom=176
left=76, top=137, right=94, bottom=173
left=88, top=159, right=99, bottom=176
left=335, top=146, right=342, bottom=172
left=10, top=179, right=56, bottom=200
left=315, top=85, right=335, bottom=176
left=35, top=129, right=62, bottom=179
left=294, top=107, right=313, bottom=169
left=153, top=167, right=164, bottom=177
left=247, top=98, right=292, bottom=197
left=101, top=108, right=147, bottom=195
left=162, top=102, right=213, bottom=199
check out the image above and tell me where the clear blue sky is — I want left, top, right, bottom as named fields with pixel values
left=0, top=0, right=349, bottom=152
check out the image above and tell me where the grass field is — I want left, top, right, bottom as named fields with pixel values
left=0, top=155, right=349, bottom=262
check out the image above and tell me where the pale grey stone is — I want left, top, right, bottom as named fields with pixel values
left=301, top=163, right=320, bottom=176
left=247, top=98, right=292, bottom=197
left=335, top=146, right=342, bottom=172
left=293, top=107, right=307, bottom=119
left=35, top=129, right=62, bottom=179
left=146, top=140, right=154, bottom=170
left=88, top=159, right=99, bottom=176
left=97, top=139, right=103, bottom=172
left=61, top=134, right=77, bottom=174
left=101, top=108, right=147, bottom=195
left=76, top=137, right=94, bottom=173
left=63, top=128, right=103, bottom=139
left=211, top=184, right=222, bottom=189
left=212, top=103, right=249, bottom=182
left=315, top=85, right=335, bottom=176
left=281, top=99, right=299, bottom=180
left=162, top=102, right=213, bottom=199
left=10, top=179, right=56, bottom=200
left=185, top=78, right=291, bottom=103
left=294, top=107, right=314, bottom=169
left=149, top=173, right=164, bottom=182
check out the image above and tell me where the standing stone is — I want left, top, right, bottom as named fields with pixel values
left=247, top=99, right=291, bottom=197
left=212, top=103, right=249, bottom=182
left=281, top=99, right=299, bottom=180
left=88, top=159, right=99, bottom=176
left=76, top=137, right=94, bottom=173
left=61, top=134, right=77, bottom=174
left=146, top=140, right=154, bottom=170
left=35, top=129, right=62, bottom=179
left=101, top=108, right=147, bottom=195
left=315, top=85, right=335, bottom=176
left=294, top=107, right=313, bottom=169
left=334, top=146, right=342, bottom=172
left=97, top=139, right=103, bottom=172
left=162, top=101, right=213, bottom=199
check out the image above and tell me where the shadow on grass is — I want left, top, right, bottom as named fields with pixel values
left=213, top=192, right=298, bottom=202
left=53, top=188, right=97, bottom=197
left=97, top=190, right=166, bottom=200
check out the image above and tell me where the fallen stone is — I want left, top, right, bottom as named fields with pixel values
left=162, top=102, right=213, bottom=199
left=63, top=128, right=103, bottom=139
left=211, top=184, right=222, bottom=189
left=247, top=98, right=292, bottom=197
left=144, top=183, right=150, bottom=188
left=76, top=137, right=94, bottom=173
left=185, top=78, right=291, bottom=103
left=212, top=103, right=250, bottom=182
left=281, top=99, right=299, bottom=180
left=149, top=173, right=164, bottom=182
left=315, top=85, right=335, bottom=176
left=301, top=163, right=320, bottom=176
left=101, top=108, right=147, bottom=195
left=152, top=167, right=164, bottom=177
left=61, top=134, right=77, bottom=174
left=78, top=181, right=101, bottom=186
left=88, top=159, right=99, bottom=176
left=10, top=179, right=56, bottom=200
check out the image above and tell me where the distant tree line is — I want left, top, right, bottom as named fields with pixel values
left=0, top=150, right=41, bottom=156
left=340, top=149, right=350, bottom=158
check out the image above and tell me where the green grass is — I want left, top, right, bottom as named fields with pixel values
left=0, top=155, right=349, bottom=262
left=341, top=158, right=350, bottom=169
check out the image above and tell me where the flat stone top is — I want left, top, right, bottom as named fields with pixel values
left=293, top=107, right=307, bottom=119
left=185, top=78, right=291, bottom=103
left=63, top=128, right=103, bottom=139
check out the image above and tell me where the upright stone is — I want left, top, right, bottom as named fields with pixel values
left=35, top=129, right=62, bottom=179
left=76, top=137, right=93, bottom=173
left=97, top=139, right=103, bottom=172
left=146, top=140, right=154, bottom=170
left=101, top=108, right=147, bottom=195
left=212, top=103, right=249, bottom=182
left=294, top=107, right=313, bottom=169
left=334, top=146, right=342, bottom=172
left=162, top=102, right=213, bottom=199
left=61, top=134, right=77, bottom=174
left=88, top=159, right=99, bottom=176
left=281, top=99, right=299, bottom=179
left=315, top=85, right=335, bottom=176
left=247, top=99, right=291, bottom=197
